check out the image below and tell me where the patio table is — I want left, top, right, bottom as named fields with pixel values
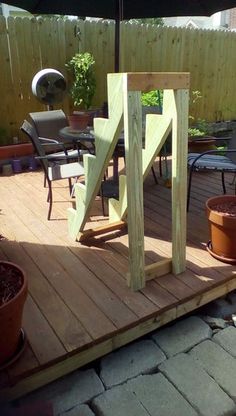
left=59, top=126, right=124, bottom=182
left=59, top=126, right=95, bottom=153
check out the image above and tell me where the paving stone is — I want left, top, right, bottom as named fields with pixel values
left=126, top=373, right=198, bottom=416
left=19, top=369, right=104, bottom=415
left=190, top=339, right=236, bottom=401
left=100, top=339, right=165, bottom=388
left=60, top=404, right=95, bottom=416
left=92, top=384, right=149, bottom=416
left=158, top=353, right=235, bottom=416
left=152, top=316, right=212, bottom=357
left=213, top=326, right=236, bottom=357
left=202, top=316, right=227, bottom=330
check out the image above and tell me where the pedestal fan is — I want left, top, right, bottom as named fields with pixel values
left=32, top=68, right=67, bottom=110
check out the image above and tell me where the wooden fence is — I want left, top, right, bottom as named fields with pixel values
left=0, top=16, right=236, bottom=143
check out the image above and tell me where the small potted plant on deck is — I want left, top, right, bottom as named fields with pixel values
left=65, top=52, right=96, bottom=130
left=0, top=260, right=28, bottom=367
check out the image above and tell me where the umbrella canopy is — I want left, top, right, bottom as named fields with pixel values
left=4, top=0, right=236, bottom=70
left=3, top=1, right=236, bottom=19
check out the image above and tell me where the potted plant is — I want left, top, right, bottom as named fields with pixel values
left=206, top=195, right=236, bottom=264
left=0, top=261, right=28, bottom=367
left=65, top=52, right=96, bottom=130
left=188, top=91, right=216, bottom=152
left=188, top=121, right=216, bottom=152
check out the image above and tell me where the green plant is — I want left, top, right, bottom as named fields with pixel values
left=188, top=127, right=205, bottom=138
left=188, top=90, right=212, bottom=138
left=188, top=118, right=213, bottom=138
left=141, top=90, right=163, bottom=107
left=65, top=52, right=96, bottom=110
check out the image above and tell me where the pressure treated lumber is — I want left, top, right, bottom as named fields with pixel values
left=68, top=72, right=190, bottom=290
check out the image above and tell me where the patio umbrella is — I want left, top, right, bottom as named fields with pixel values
left=3, top=0, right=236, bottom=70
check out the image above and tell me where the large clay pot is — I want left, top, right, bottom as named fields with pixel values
left=68, top=112, right=89, bottom=131
left=206, top=195, right=236, bottom=263
left=0, top=261, right=28, bottom=366
left=188, top=136, right=216, bottom=153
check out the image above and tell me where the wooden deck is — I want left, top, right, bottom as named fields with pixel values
left=0, top=162, right=236, bottom=401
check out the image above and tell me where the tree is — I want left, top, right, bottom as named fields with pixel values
left=129, top=17, right=164, bottom=26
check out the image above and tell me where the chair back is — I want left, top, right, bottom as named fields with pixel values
left=29, top=110, right=68, bottom=139
left=21, top=120, right=49, bottom=174
left=227, top=130, right=236, bottom=164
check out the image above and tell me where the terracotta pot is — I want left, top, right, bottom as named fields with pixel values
left=206, top=195, right=236, bottom=263
left=0, top=261, right=28, bottom=366
left=86, top=108, right=102, bottom=126
left=188, top=136, right=216, bottom=153
left=68, top=112, right=89, bottom=131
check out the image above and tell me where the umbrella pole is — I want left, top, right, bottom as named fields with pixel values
left=115, top=0, right=122, bottom=72
left=115, top=17, right=120, bottom=72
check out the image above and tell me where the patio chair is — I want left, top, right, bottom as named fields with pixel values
left=29, top=109, right=90, bottom=187
left=29, top=110, right=68, bottom=141
left=187, top=136, right=236, bottom=210
left=29, top=109, right=94, bottom=154
left=21, top=120, right=84, bottom=220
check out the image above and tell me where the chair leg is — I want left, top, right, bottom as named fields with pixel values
left=159, top=155, right=162, bottom=177
left=229, top=173, right=236, bottom=186
left=221, top=171, right=226, bottom=194
left=100, top=185, right=107, bottom=217
left=187, top=168, right=194, bottom=211
left=44, top=173, right=47, bottom=188
left=47, top=182, right=53, bottom=220
left=151, top=166, right=158, bottom=184
left=68, top=178, right=73, bottom=194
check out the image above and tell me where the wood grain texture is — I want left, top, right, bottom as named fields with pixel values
left=127, top=72, right=190, bottom=91
left=123, top=87, right=145, bottom=290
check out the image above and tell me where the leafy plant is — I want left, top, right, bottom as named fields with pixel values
left=66, top=52, right=96, bottom=110
left=129, top=17, right=164, bottom=26
left=141, top=90, right=163, bottom=107
left=188, top=127, right=205, bottom=138
left=188, top=118, right=212, bottom=138
left=188, top=90, right=212, bottom=138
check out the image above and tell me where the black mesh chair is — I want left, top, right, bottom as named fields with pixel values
left=21, top=120, right=84, bottom=220
left=187, top=136, right=236, bottom=210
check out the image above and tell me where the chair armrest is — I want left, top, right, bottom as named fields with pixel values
left=39, top=137, right=60, bottom=144
left=39, top=140, right=69, bottom=155
left=35, top=153, right=79, bottom=161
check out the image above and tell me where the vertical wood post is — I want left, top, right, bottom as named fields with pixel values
left=171, top=89, right=189, bottom=274
left=123, top=77, right=145, bottom=291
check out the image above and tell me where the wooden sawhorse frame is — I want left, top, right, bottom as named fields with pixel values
left=68, top=72, right=190, bottom=291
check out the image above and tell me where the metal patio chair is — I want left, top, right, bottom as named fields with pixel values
left=29, top=109, right=68, bottom=141
left=21, top=120, right=84, bottom=220
left=187, top=136, right=236, bottom=210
